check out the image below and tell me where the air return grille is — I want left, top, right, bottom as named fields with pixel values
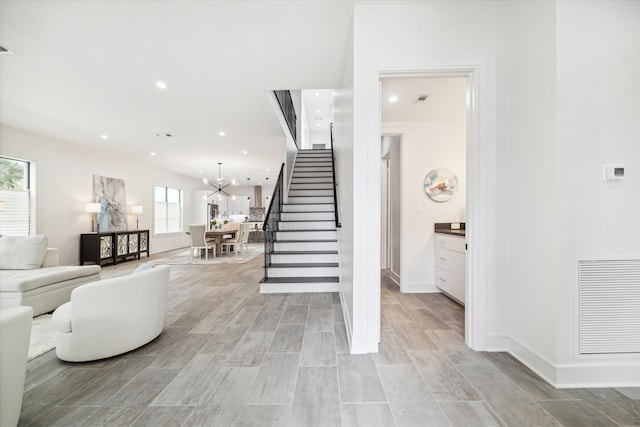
left=578, top=258, right=640, bottom=355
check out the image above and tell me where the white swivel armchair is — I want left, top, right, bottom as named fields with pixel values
left=0, top=306, right=33, bottom=427
left=52, top=265, right=170, bottom=362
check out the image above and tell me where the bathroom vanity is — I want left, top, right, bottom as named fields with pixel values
left=434, top=223, right=466, bottom=305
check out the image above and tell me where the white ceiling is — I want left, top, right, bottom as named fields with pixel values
left=381, top=76, right=468, bottom=123
left=0, top=1, right=356, bottom=184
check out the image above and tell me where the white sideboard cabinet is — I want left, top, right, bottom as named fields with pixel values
left=435, top=233, right=466, bottom=304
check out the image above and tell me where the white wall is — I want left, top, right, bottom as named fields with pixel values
left=505, top=0, right=559, bottom=375
left=350, top=0, right=639, bottom=386
left=335, top=28, right=357, bottom=350
left=352, top=1, right=509, bottom=354
left=554, top=0, right=640, bottom=385
left=0, top=125, right=203, bottom=265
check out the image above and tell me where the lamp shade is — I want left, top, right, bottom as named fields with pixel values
left=131, top=205, right=144, bottom=215
left=85, top=203, right=101, bottom=213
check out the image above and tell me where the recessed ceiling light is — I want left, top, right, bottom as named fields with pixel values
left=317, top=123, right=321, bottom=127
left=100, top=134, right=108, bottom=140
left=242, top=150, right=248, bottom=154
left=388, top=95, right=398, bottom=103
left=155, top=81, right=167, bottom=90
left=218, top=131, right=225, bottom=137
left=150, top=152, right=156, bottom=156
left=265, top=168, right=270, bottom=172
left=259, top=182, right=262, bottom=185
left=316, top=109, right=320, bottom=113
left=199, top=169, right=203, bottom=173
left=315, top=92, right=320, bottom=96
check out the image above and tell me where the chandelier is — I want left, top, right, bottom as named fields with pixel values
left=204, top=162, right=231, bottom=198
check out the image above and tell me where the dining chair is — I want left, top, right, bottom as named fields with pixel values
left=239, top=223, right=250, bottom=253
left=189, top=224, right=215, bottom=261
left=221, top=223, right=247, bottom=256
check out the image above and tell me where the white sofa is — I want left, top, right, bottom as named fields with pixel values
left=52, top=264, right=170, bottom=362
left=0, top=306, right=33, bottom=427
left=0, top=235, right=101, bottom=316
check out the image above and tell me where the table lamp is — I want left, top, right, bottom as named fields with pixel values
left=132, top=205, right=143, bottom=230
left=85, top=203, right=101, bottom=232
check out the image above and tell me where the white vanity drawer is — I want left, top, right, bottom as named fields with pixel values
left=435, top=234, right=466, bottom=253
left=436, top=266, right=465, bottom=304
left=436, top=247, right=466, bottom=273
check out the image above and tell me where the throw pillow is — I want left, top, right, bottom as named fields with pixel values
left=133, top=262, right=155, bottom=273
left=0, top=235, right=49, bottom=270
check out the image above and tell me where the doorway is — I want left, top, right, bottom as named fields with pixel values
left=378, top=69, right=477, bottom=348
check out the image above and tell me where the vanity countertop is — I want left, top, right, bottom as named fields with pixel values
left=434, top=222, right=466, bottom=237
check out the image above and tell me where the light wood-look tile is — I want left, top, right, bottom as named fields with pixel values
left=22, top=256, right=632, bottom=427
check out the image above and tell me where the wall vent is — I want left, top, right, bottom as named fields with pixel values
left=413, top=94, right=429, bottom=103
left=578, top=258, right=640, bottom=355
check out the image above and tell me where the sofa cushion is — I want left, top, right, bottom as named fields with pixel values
left=0, top=235, right=49, bottom=270
left=0, top=265, right=101, bottom=292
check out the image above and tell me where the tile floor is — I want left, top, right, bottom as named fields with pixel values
left=19, top=253, right=640, bottom=426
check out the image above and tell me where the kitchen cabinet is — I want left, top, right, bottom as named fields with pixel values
left=435, top=233, right=465, bottom=304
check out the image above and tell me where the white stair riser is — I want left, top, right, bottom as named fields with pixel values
left=281, top=212, right=335, bottom=221
left=289, top=183, right=333, bottom=190
left=289, top=189, right=333, bottom=197
left=274, top=241, right=338, bottom=251
left=288, top=196, right=334, bottom=204
left=276, top=230, right=337, bottom=240
left=279, top=221, right=335, bottom=230
left=293, top=168, right=333, bottom=173
left=260, top=282, right=339, bottom=294
left=295, top=162, right=333, bottom=168
left=282, top=204, right=334, bottom=212
left=291, top=169, right=333, bottom=176
left=290, top=177, right=333, bottom=183
left=270, top=253, right=339, bottom=263
left=297, top=153, right=331, bottom=157
left=267, top=266, right=340, bottom=277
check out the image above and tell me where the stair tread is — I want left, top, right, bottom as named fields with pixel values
left=276, top=229, right=336, bottom=232
left=267, top=263, right=339, bottom=268
left=271, top=250, right=338, bottom=255
left=279, top=219, right=334, bottom=222
left=275, top=239, right=338, bottom=243
left=282, top=211, right=335, bottom=214
left=260, top=276, right=339, bottom=284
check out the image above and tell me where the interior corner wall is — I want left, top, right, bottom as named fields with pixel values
left=0, top=124, right=202, bottom=265
left=505, top=0, right=559, bottom=379
left=335, top=28, right=358, bottom=351
left=554, top=0, right=640, bottom=386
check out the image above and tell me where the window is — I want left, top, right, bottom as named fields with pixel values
left=0, top=156, right=32, bottom=235
left=154, top=185, right=182, bottom=234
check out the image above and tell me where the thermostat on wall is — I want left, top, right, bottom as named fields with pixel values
left=603, top=164, right=625, bottom=182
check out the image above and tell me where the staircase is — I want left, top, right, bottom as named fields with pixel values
left=260, top=149, right=340, bottom=293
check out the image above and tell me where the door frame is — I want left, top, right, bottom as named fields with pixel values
left=376, top=64, right=487, bottom=350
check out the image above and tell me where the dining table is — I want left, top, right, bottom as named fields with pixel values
left=204, top=228, right=237, bottom=257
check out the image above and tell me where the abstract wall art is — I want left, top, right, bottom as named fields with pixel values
left=93, top=175, right=128, bottom=232
left=424, top=168, right=458, bottom=202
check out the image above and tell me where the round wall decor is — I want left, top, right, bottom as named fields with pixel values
left=424, top=168, right=458, bottom=202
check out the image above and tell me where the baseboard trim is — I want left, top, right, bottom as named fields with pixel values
left=339, top=291, right=353, bottom=352
left=402, top=281, right=439, bottom=293
left=497, top=335, right=640, bottom=388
